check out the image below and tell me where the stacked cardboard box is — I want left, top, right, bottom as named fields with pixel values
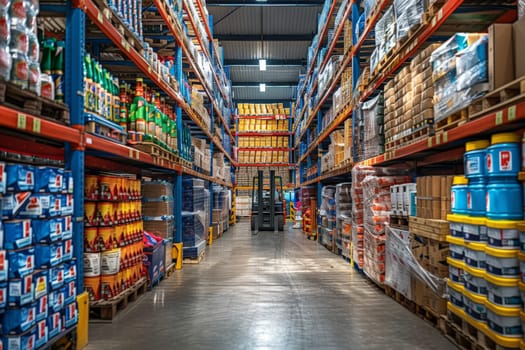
left=414, top=176, right=453, bottom=220
left=238, top=118, right=289, bottom=132
left=142, top=180, right=174, bottom=239
left=237, top=103, right=290, bottom=116
left=343, top=118, right=353, bottom=162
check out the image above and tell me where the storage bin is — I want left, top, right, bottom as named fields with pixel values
left=464, top=265, right=488, bottom=295
left=464, top=217, right=488, bottom=242
left=486, top=299, right=522, bottom=337
left=447, top=236, right=465, bottom=260
left=486, top=246, right=520, bottom=278
left=487, top=133, right=521, bottom=178
left=448, top=257, right=466, bottom=284
left=464, top=242, right=486, bottom=269
left=488, top=220, right=522, bottom=249
left=448, top=280, right=464, bottom=308
left=486, top=273, right=521, bottom=307
left=448, top=214, right=467, bottom=238
left=451, top=176, right=469, bottom=215
left=468, top=179, right=487, bottom=217
left=463, top=289, right=488, bottom=322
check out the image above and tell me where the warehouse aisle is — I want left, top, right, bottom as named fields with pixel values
left=87, top=222, right=454, bottom=350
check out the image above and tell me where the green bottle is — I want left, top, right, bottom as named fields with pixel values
left=120, top=83, right=129, bottom=130
left=113, top=77, right=121, bottom=127
left=53, top=40, right=65, bottom=102
left=129, top=78, right=147, bottom=135
left=154, top=92, right=163, bottom=143
left=104, top=69, right=113, bottom=121
left=92, top=60, right=101, bottom=116
left=170, top=119, right=178, bottom=153
left=41, top=38, right=55, bottom=75
left=97, top=64, right=106, bottom=118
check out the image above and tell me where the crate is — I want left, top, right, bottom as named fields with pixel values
left=143, top=241, right=165, bottom=288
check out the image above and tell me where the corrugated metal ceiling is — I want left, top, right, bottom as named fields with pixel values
left=222, top=41, right=309, bottom=60
left=230, top=65, right=301, bottom=83
left=233, top=86, right=296, bottom=101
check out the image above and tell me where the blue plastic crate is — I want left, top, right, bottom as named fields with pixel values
left=143, top=242, right=165, bottom=287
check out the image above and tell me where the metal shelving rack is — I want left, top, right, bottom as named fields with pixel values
left=0, top=1, right=235, bottom=344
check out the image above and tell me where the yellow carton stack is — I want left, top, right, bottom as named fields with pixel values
left=344, top=118, right=353, bottom=162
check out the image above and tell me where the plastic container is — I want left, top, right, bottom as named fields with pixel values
left=451, top=176, right=469, bottom=215
left=447, top=214, right=467, bottom=238
left=448, top=280, right=464, bottom=308
left=464, top=265, right=488, bottom=295
left=448, top=257, right=466, bottom=284
left=464, top=217, right=488, bottom=242
left=487, top=133, right=521, bottom=178
left=464, top=242, right=487, bottom=269
left=487, top=220, right=522, bottom=249
left=463, top=289, right=488, bottom=322
left=487, top=180, right=523, bottom=220
left=520, top=282, right=525, bottom=311
left=468, top=179, right=487, bottom=217
left=486, top=246, right=520, bottom=278
left=518, top=223, right=525, bottom=251
left=464, top=140, right=489, bottom=178
left=486, top=273, right=521, bottom=307
left=486, top=299, right=522, bottom=337
left=447, top=236, right=465, bottom=260
left=4, top=219, right=32, bottom=249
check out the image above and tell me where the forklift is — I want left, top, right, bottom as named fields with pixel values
left=250, top=170, right=285, bottom=232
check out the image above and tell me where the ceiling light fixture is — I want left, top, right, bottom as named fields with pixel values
left=259, top=83, right=266, bottom=92
left=259, top=59, right=266, bottom=71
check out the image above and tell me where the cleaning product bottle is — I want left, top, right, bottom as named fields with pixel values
left=129, top=78, right=146, bottom=137
left=119, top=82, right=128, bottom=131
left=84, top=53, right=94, bottom=112
left=113, top=76, right=120, bottom=127
left=52, top=40, right=64, bottom=102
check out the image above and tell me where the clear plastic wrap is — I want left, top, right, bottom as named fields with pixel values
left=394, top=0, right=425, bottom=41
left=361, top=93, right=384, bottom=160
left=383, top=6, right=396, bottom=54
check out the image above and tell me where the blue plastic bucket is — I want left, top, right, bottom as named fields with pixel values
left=486, top=133, right=521, bottom=178
left=464, top=140, right=489, bottom=179
left=467, top=179, right=486, bottom=217
left=487, top=180, right=523, bottom=220
left=4, top=219, right=32, bottom=249
left=451, top=176, right=469, bottom=215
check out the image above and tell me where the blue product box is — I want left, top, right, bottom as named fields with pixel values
left=60, top=194, right=74, bottom=216
left=33, top=269, right=48, bottom=300
left=4, top=219, right=32, bottom=249
left=0, top=281, right=6, bottom=309
left=35, top=243, right=62, bottom=268
left=60, top=216, right=72, bottom=240
left=0, top=161, right=6, bottom=194
left=62, top=239, right=73, bottom=262
left=63, top=301, right=78, bottom=328
left=0, top=250, right=7, bottom=281
left=0, top=221, right=3, bottom=249
left=34, top=167, right=64, bottom=193
left=6, top=164, right=34, bottom=192
left=48, top=264, right=64, bottom=291
left=7, top=247, right=34, bottom=278
left=19, top=194, right=61, bottom=219
left=47, top=311, right=62, bottom=338
left=64, top=280, right=76, bottom=305
left=63, top=260, right=76, bottom=283
left=35, top=319, right=48, bottom=349
left=1, top=326, right=36, bottom=350
left=63, top=170, right=73, bottom=194
left=8, top=274, right=33, bottom=306
left=2, top=302, right=36, bottom=334
left=1, top=192, right=32, bottom=218
left=143, top=242, right=164, bottom=287
left=35, top=295, right=48, bottom=322
left=32, top=218, right=62, bottom=243
left=48, top=287, right=65, bottom=313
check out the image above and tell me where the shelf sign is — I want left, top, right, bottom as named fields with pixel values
left=443, top=131, right=448, bottom=144
left=427, top=137, right=433, bottom=148
left=436, top=133, right=441, bottom=145
left=495, top=111, right=504, bottom=125
left=508, top=105, right=516, bottom=121
left=17, top=113, right=26, bottom=130
left=32, top=118, right=41, bottom=134
left=97, top=11, right=103, bottom=23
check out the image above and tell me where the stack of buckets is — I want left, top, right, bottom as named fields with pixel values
left=446, top=132, right=525, bottom=349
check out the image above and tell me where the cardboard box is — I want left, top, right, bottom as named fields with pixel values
left=514, top=17, right=525, bottom=79
left=489, top=24, right=515, bottom=90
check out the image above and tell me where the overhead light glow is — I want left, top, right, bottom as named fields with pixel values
left=259, top=59, right=267, bottom=71
left=259, top=83, right=266, bottom=92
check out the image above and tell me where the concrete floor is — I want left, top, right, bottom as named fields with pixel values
left=87, top=221, right=456, bottom=350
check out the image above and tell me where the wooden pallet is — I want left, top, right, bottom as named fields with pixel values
left=442, top=309, right=513, bottom=350
left=85, top=113, right=127, bottom=144
left=165, top=262, right=176, bottom=277
left=89, top=277, right=148, bottom=321
left=409, top=216, right=450, bottom=240
left=93, top=0, right=144, bottom=54
left=183, top=250, right=205, bottom=264
left=0, top=81, right=70, bottom=124
left=470, top=76, right=525, bottom=121
left=132, top=141, right=177, bottom=162
left=435, top=109, right=469, bottom=133
left=389, top=215, right=409, bottom=230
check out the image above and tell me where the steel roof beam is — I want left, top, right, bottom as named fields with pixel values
left=207, top=0, right=323, bottom=6
left=216, top=34, right=314, bottom=41
left=225, top=59, right=305, bottom=66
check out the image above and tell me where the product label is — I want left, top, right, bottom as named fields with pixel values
left=9, top=279, right=20, bottom=296
left=499, top=150, right=512, bottom=171
left=467, top=158, right=480, bottom=175
left=486, top=192, right=490, bottom=212
left=38, top=319, right=46, bottom=339
left=451, top=191, right=455, bottom=208
left=487, top=154, right=493, bottom=173
left=0, top=250, right=6, bottom=280
left=35, top=275, right=47, bottom=298
left=0, top=285, right=5, bottom=305
left=39, top=295, right=47, bottom=313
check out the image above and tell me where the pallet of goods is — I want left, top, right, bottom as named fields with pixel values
left=181, top=178, right=209, bottom=262
left=336, top=183, right=352, bottom=260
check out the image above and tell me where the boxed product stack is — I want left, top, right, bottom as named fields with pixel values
left=446, top=133, right=524, bottom=348
left=431, top=33, right=489, bottom=125
left=84, top=174, right=144, bottom=300
left=0, top=162, right=78, bottom=348
left=371, top=6, right=396, bottom=73
left=142, top=231, right=165, bottom=288
left=319, top=186, right=337, bottom=252
left=336, top=183, right=352, bottom=259
left=212, top=184, right=230, bottom=237
left=351, top=166, right=376, bottom=268
left=301, top=186, right=317, bottom=238
left=413, top=176, right=453, bottom=221
left=360, top=93, right=384, bottom=161
left=181, top=178, right=209, bottom=259
left=390, top=182, right=417, bottom=217
left=343, top=118, right=353, bottom=162
left=361, top=171, right=411, bottom=284
left=320, top=149, right=334, bottom=174
left=235, top=196, right=251, bottom=217
left=393, top=0, right=425, bottom=42
left=331, top=130, right=345, bottom=167
left=141, top=180, right=174, bottom=271
left=394, top=67, right=413, bottom=147
left=237, top=103, right=289, bottom=116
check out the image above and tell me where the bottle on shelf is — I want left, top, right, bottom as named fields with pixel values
left=113, top=76, right=120, bottom=126
left=52, top=40, right=64, bottom=102
left=129, top=77, right=147, bottom=139
left=120, top=82, right=129, bottom=131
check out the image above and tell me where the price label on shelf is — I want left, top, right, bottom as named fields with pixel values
left=17, top=113, right=26, bottom=129
left=97, top=11, right=103, bottom=23
left=32, top=118, right=41, bottom=134
left=508, top=105, right=516, bottom=121
left=427, top=137, right=433, bottom=148
left=443, top=131, right=448, bottom=144
left=436, top=133, right=441, bottom=145
left=495, top=111, right=504, bottom=125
